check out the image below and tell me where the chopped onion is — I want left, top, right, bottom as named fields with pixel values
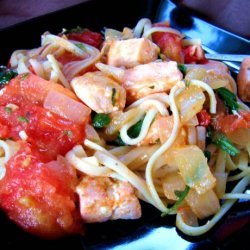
left=44, top=90, right=91, bottom=124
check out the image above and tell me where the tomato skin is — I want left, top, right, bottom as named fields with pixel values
left=0, top=143, right=82, bottom=238
left=152, top=22, right=184, bottom=63
left=67, top=29, right=103, bottom=48
left=212, top=111, right=250, bottom=134
left=197, top=110, right=211, bottom=127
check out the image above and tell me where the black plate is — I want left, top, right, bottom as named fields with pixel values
left=0, top=0, right=249, bottom=249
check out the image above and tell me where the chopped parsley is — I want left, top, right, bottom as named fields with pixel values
left=75, top=43, right=87, bottom=52
left=18, top=116, right=29, bottom=123
left=178, top=64, right=187, bottom=75
left=0, top=66, right=17, bottom=86
left=184, top=79, right=191, bottom=87
left=127, top=119, right=144, bottom=138
left=216, top=87, right=239, bottom=113
left=92, top=113, right=111, bottom=129
left=113, top=118, right=144, bottom=146
left=5, top=107, right=12, bottom=114
left=208, top=128, right=239, bottom=156
left=161, top=185, right=190, bottom=216
left=111, top=88, right=116, bottom=106
left=204, top=149, right=211, bottom=161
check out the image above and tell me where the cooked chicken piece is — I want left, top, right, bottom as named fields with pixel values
left=76, top=176, right=141, bottom=223
left=237, top=57, right=250, bottom=102
left=123, top=61, right=182, bottom=103
left=107, top=38, right=159, bottom=68
left=71, top=71, right=126, bottom=113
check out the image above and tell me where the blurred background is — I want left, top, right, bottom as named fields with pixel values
left=0, top=0, right=249, bottom=38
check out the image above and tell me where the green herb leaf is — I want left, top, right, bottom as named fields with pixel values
left=127, top=119, right=143, bottom=138
left=161, top=185, right=190, bottom=216
left=113, top=118, right=144, bottom=146
left=159, top=53, right=166, bottom=60
left=204, top=149, right=211, bottom=161
left=216, top=87, right=239, bottom=113
left=75, top=43, right=87, bottom=52
left=111, top=88, right=116, bottom=106
left=92, top=113, right=111, bottom=129
left=0, top=67, right=17, bottom=86
left=184, top=79, right=191, bottom=87
left=178, top=64, right=187, bottom=75
left=18, top=116, right=29, bottom=123
left=5, top=107, right=12, bottom=114
left=210, top=130, right=239, bottom=156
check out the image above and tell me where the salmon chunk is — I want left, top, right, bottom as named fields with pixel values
left=237, top=57, right=250, bottom=102
left=76, top=176, right=141, bottom=223
left=71, top=71, right=126, bottom=113
left=123, top=61, right=182, bottom=103
left=107, top=38, right=159, bottom=68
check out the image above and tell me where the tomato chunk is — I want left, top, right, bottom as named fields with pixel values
left=212, top=110, right=250, bottom=134
left=56, top=51, right=82, bottom=65
left=67, top=29, right=103, bottom=48
left=183, top=45, right=207, bottom=64
left=197, top=109, right=211, bottom=127
left=0, top=104, right=85, bottom=162
left=0, top=143, right=82, bottom=238
left=152, top=22, right=183, bottom=63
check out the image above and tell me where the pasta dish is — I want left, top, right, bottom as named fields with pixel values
left=0, top=18, right=249, bottom=239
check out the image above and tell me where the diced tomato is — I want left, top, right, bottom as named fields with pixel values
left=197, top=109, right=211, bottom=127
left=0, top=73, right=78, bottom=107
left=183, top=45, right=207, bottom=64
left=56, top=51, right=83, bottom=65
left=0, top=142, right=82, bottom=238
left=212, top=110, right=250, bottom=134
left=67, top=29, right=103, bottom=48
left=0, top=104, right=86, bottom=162
left=152, top=22, right=184, bottom=63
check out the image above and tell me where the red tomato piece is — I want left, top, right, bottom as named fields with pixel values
left=197, top=109, right=211, bottom=127
left=152, top=22, right=184, bottom=63
left=56, top=51, right=82, bottom=65
left=0, top=104, right=86, bottom=162
left=183, top=45, right=207, bottom=64
left=212, top=110, right=250, bottom=134
left=67, top=29, right=103, bottom=48
left=0, top=73, right=78, bottom=107
left=0, top=143, right=82, bottom=238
